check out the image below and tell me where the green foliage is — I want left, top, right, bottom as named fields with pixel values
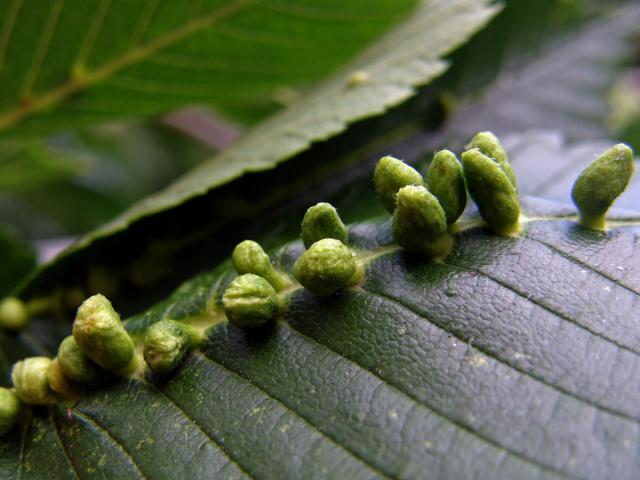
left=0, top=0, right=418, bottom=135
left=1, top=1, right=640, bottom=478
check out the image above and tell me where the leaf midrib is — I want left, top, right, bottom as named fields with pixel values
left=0, top=0, right=255, bottom=131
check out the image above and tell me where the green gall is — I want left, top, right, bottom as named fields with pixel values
left=47, top=359, right=83, bottom=399
left=426, top=150, right=467, bottom=224
left=462, top=149, right=521, bottom=235
left=293, top=238, right=358, bottom=296
left=12, top=357, right=55, bottom=405
left=73, top=294, right=135, bottom=373
left=467, top=131, right=517, bottom=189
left=301, top=202, right=349, bottom=248
left=374, top=155, right=424, bottom=213
left=571, top=143, right=635, bottom=230
left=144, top=320, right=198, bottom=375
left=222, top=274, right=280, bottom=328
left=57, top=335, right=104, bottom=385
left=0, top=297, right=28, bottom=331
left=392, top=185, right=453, bottom=258
left=232, top=240, right=288, bottom=291
left=0, top=388, right=20, bottom=436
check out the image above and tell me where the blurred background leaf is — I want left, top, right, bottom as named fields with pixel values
left=0, top=225, right=35, bottom=297
left=0, top=0, right=418, bottom=135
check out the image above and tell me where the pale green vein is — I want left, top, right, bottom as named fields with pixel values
left=362, top=285, right=639, bottom=425
left=131, top=0, right=159, bottom=46
left=0, top=0, right=23, bottom=74
left=0, top=0, right=255, bottom=130
left=48, top=411, right=79, bottom=480
left=446, top=259, right=640, bottom=358
left=71, top=409, right=147, bottom=479
left=144, top=381, right=255, bottom=480
left=73, top=0, right=111, bottom=69
left=523, top=232, right=640, bottom=297
left=197, top=351, right=391, bottom=479
left=19, top=0, right=65, bottom=97
left=281, top=321, right=573, bottom=479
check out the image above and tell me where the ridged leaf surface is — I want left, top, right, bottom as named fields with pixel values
left=2, top=198, right=639, bottom=479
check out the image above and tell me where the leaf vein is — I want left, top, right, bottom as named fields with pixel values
left=71, top=410, right=147, bottom=479
left=445, top=259, right=640, bottom=356
left=131, top=0, right=159, bottom=46
left=363, top=285, right=639, bottom=425
left=145, top=381, right=255, bottom=480
left=523, top=232, right=640, bottom=296
left=19, top=0, right=65, bottom=97
left=48, top=410, right=80, bottom=480
left=0, top=0, right=23, bottom=74
left=0, top=0, right=255, bottom=130
left=73, top=0, right=111, bottom=69
left=197, top=349, right=392, bottom=479
left=283, top=319, right=577, bottom=479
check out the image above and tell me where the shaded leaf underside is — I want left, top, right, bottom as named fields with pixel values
left=27, top=0, right=496, bottom=262
left=2, top=199, right=639, bottom=479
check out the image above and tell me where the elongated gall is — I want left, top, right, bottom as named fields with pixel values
left=232, top=240, right=288, bottom=291
left=392, top=185, right=453, bottom=258
left=73, top=294, right=135, bottom=373
left=374, top=156, right=424, bottom=213
left=293, top=238, right=358, bottom=296
left=12, top=357, right=55, bottom=405
left=223, top=274, right=279, bottom=328
left=571, top=143, right=634, bottom=230
left=467, top=131, right=517, bottom=189
left=0, top=388, right=20, bottom=435
left=462, top=149, right=521, bottom=234
left=144, top=320, right=198, bottom=375
left=57, top=335, right=104, bottom=385
left=427, top=150, right=467, bottom=224
left=301, top=202, right=348, bottom=248
left=0, top=297, right=28, bottom=331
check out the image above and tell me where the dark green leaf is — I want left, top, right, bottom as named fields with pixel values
left=3, top=197, right=640, bottom=479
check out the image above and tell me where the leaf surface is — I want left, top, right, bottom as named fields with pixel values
left=0, top=0, right=420, bottom=133
left=3, top=198, right=639, bottom=479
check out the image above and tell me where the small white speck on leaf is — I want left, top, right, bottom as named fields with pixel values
left=347, top=70, right=369, bottom=87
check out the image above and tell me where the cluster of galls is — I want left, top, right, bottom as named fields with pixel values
left=222, top=203, right=363, bottom=328
left=376, top=132, right=634, bottom=257
left=0, top=132, right=633, bottom=436
left=0, top=295, right=199, bottom=435
left=374, top=132, right=521, bottom=260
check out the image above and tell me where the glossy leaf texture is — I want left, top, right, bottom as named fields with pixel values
left=0, top=0, right=421, bottom=134
left=2, top=198, right=639, bottom=479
